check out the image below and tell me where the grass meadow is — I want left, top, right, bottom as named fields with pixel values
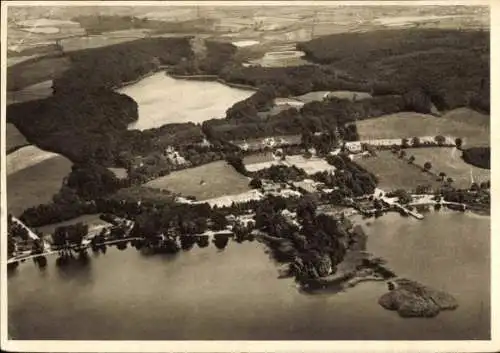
left=145, top=160, right=252, bottom=200
left=356, top=108, right=489, bottom=148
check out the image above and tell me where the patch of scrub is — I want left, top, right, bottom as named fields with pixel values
left=7, top=80, right=53, bottom=105
left=117, top=73, right=254, bottom=130
left=7, top=153, right=72, bottom=217
left=6, top=145, right=61, bottom=176
left=145, top=160, right=251, bottom=201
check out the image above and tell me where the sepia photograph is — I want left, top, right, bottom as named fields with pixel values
left=0, top=0, right=497, bottom=351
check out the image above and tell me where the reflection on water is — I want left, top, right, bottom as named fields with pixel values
left=8, top=212, right=489, bottom=340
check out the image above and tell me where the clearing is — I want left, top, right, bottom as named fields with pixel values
left=356, top=109, right=489, bottom=148
left=356, top=151, right=440, bottom=191
left=108, top=167, right=128, bottom=180
left=405, top=147, right=490, bottom=189
left=145, top=160, right=252, bottom=200
left=8, top=154, right=72, bottom=217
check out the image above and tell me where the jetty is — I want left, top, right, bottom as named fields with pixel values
left=379, top=196, right=424, bottom=220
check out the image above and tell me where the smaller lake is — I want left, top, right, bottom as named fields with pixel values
left=117, top=72, right=254, bottom=131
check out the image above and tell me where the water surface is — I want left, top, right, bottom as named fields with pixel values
left=8, top=211, right=489, bottom=340
left=117, top=72, right=254, bottom=130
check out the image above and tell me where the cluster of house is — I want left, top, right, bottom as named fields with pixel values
left=164, top=146, right=188, bottom=166
left=235, top=135, right=302, bottom=151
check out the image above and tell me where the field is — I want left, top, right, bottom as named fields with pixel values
left=7, top=56, right=70, bottom=91
left=7, top=155, right=73, bottom=217
left=356, top=151, right=440, bottom=191
left=7, top=80, right=53, bottom=105
left=6, top=145, right=62, bottom=176
left=145, top=160, right=252, bottom=200
left=406, top=147, right=490, bottom=189
left=356, top=109, right=489, bottom=148
left=59, top=35, right=145, bottom=52
left=6, top=123, right=29, bottom=153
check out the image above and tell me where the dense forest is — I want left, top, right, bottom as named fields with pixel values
left=8, top=90, right=138, bottom=164
left=53, top=37, right=193, bottom=93
left=297, top=28, right=489, bottom=113
left=461, top=147, right=490, bottom=169
left=203, top=92, right=406, bottom=142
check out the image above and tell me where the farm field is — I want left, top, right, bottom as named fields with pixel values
left=406, top=147, right=490, bottom=189
left=356, top=151, right=440, bottom=191
left=145, top=160, right=252, bottom=200
left=35, top=214, right=113, bottom=238
left=59, top=35, right=145, bottom=52
left=6, top=145, right=62, bottom=176
left=356, top=109, right=489, bottom=148
left=6, top=123, right=29, bottom=153
left=7, top=80, right=53, bottom=105
left=7, top=154, right=72, bottom=217
left=7, top=56, right=70, bottom=91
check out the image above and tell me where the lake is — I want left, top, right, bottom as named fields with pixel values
left=117, top=72, right=254, bottom=131
left=8, top=210, right=489, bottom=340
